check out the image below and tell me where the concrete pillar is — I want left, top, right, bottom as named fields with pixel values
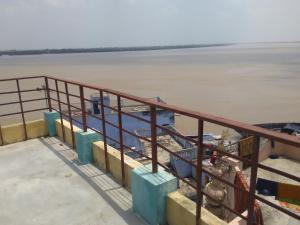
left=44, top=111, right=60, bottom=136
left=131, top=164, right=178, bottom=225
left=75, top=130, right=101, bottom=164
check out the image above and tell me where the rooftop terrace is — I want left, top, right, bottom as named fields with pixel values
left=0, top=137, right=145, bottom=225
left=0, top=75, right=299, bottom=225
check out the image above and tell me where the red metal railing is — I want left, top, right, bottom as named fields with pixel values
left=0, top=75, right=299, bottom=225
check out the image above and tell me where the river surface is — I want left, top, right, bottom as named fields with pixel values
left=1, top=43, right=300, bottom=134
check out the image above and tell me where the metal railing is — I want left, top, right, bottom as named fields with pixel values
left=0, top=75, right=299, bottom=225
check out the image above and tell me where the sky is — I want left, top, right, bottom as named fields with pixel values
left=0, top=0, right=300, bottom=50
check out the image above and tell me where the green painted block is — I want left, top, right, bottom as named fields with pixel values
left=131, top=164, right=178, bottom=225
left=75, top=130, right=101, bottom=164
left=44, top=111, right=60, bottom=136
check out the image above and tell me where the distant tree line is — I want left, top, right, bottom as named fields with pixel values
left=0, top=44, right=231, bottom=56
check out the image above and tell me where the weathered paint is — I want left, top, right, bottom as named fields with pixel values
left=55, top=119, right=82, bottom=148
left=131, top=164, right=178, bottom=225
left=167, top=191, right=228, bottom=225
left=75, top=130, right=101, bottom=164
left=83, top=109, right=174, bottom=157
left=93, top=141, right=143, bottom=191
left=0, top=119, right=48, bottom=145
left=44, top=111, right=60, bottom=136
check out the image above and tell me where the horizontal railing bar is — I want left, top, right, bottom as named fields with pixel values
left=46, top=76, right=300, bottom=148
left=48, top=88, right=81, bottom=99
left=201, top=191, right=248, bottom=221
left=0, top=88, right=45, bottom=95
left=156, top=123, right=198, bottom=144
left=0, top=107, right=48, bottom=117
left=50, top=98, right=82, bottom=112
left=258, top=163, right=300, bottom=182
left=204, top=143, right=252, bottom=164
left=0, top=111, right=22, bottom=117
left=2, top=76, right=299, bottom=223
left=0, top=76, right=45, bottom=82
left=255, top=195, right=300, bottom=220
left=0, top=100, right=20, bottom=106
left=119, top=110, right=151, bottom=124
left=158, top=163, right=197, bottom=189
left=0, top=98, right=47, bottom=106
left=202, top=167, right=247, bottom=193
left=121, top=128, right=152, bottom=143
left=156, top=142, right=197, bottom=166
left=87, top=126, right=104, bottom=136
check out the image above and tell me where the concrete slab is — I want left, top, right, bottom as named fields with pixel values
left=243, top=157, right=300, bottom=225
left=0, top=137, right=147, bottom=225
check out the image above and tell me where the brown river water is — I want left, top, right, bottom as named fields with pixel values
left=1, top=43, right=300, bottom=134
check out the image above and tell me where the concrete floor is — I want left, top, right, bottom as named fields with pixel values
left=244, top=157, right=300, bottom=225
left=0, top=137, right=147, bottom=225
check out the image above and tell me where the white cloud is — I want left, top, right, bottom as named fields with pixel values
left=0, top=0, right=299, bottom=49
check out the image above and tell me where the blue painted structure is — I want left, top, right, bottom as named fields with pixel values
left=44, top=111, right=60, bottom=136
left=70, top=95, right=175, bottom=158
left=131, top=164, right=178, bottom=225
left=68, top=94, right=210, bottom=178
left=134, top=125, right=197, bottom=177
left=75, top=130, right=101, bottom=164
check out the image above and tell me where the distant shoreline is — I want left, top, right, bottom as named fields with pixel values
left=0, top=44, right=231, bottom=56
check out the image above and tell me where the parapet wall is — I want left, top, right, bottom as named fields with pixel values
left=258, top=139, right=300, bottom=162
left=167, top=191, right=227, bottom=225
left=0, top=114, right=229, bottom=225
left=0, top=119, right=48, bottom=145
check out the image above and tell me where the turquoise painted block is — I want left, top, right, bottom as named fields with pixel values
left=131, top=164, right=178, bottom=225
left=75, top=130, right=101, bottom=164
left=44, top=111, right=60, bottom=136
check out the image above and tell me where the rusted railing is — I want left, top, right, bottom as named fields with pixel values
left=0, top=75, right=299, bottom=225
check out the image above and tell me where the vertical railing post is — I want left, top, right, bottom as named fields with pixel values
left=79, top=85, right=87, bottom=132
left=117, top=96, right=126, bottom=186
left=65, top=82, right=75, bottom=149
left=196, top=119, right=204, bottom=225
left=100, top=90, right=109, bottom=173
left=16, top=79, right=28, bottom=140
left=247, top=135, right=260, bottom=225
left=150, top=105, right=158, bottom=173
left=0, top=125, right=3, bottom=146
left=44, top=76, right=52, bottom=112
left=55, top=80, right=65, bottom=142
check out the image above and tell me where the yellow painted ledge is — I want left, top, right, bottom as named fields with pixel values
left=0, top=119, right=48, bottom=145
left=167, top=191, right=228, bottom=225
left=93, top=141, right=143, bottom=192
left=55, top=119, right=82, bottom=148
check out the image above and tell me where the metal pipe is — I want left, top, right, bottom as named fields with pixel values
left=79, top=85, right=87, bottom=132
left=247, top=135, right=260, bottom=225
left=45, top=77, right=52, bottom=111
left=64, top=82, right=75, bottom=149
left=196, top=119, right=204, bottom=225
left=46, top=75, right=300, bottom=148
left=55, top=79, right=65, bottom=142
left=150, top=106, right=158, bottom=173
left=16, top=79, right=28, bottom=140
left=0, top=125, right=3, bottom=146
left=117, top=96, right=126, bottom=186
left=100, top=90, right=110, bottom=172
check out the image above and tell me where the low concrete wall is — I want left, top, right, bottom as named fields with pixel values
left=274, top=141, right=300, bottom=161
left=55, top=119, right=82, bottom=148
left=0, top=119, right=48, bottom=145
left=258, top=139, right=300, bottom=162
left=93, top=141, right=143, bottom=191
left=167, top=191, right=227, bottom=225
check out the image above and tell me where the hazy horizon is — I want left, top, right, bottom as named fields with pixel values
left=1, top=0, right=300, bottom=51
left=2, top=41, right=300, bottom=52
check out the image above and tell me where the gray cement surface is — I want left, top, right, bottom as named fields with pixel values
left=0, top=137, right=147, bottom=225
left=244, top=157, right=300, bottom=225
